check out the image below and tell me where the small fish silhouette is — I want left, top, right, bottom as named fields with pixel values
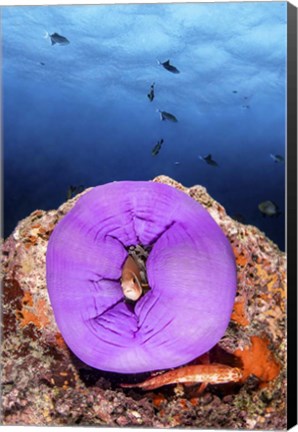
left=45, top=32, right=70, bottom=45
left=147, top=83, right=155, bottom=102
left=157, top=109, right=178, bottom=122
left=258, top=200, right=281, bottom=217
left=67, top=185, right=84, bottom=200
left=270, top=154, right=284, bottom=163
left=157, top=59, right=180, bottom=74
left=152, top=139, right=164, bottom=156
left=198, top=154, right=218, bottom=167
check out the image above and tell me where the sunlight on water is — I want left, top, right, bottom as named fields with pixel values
left=2, top=2, right=286, bottom=249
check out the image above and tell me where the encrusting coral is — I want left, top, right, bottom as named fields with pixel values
left=1, top=176, right=286, bottom=429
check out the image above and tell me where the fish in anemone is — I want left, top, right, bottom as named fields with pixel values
left=121, top=255, right=145, bottom=301
left=46, top=181, right=237, bottom=374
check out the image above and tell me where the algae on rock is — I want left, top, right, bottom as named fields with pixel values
left=1, top=176, right=286, bottom=429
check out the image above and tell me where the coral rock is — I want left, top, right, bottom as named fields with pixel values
left=1, top=176, right=286, bottom=428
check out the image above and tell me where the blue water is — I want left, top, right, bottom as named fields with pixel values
left=2, top=2, right=286, bottom=250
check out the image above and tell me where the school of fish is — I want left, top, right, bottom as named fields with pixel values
left=44, top=33, right=284, bottom=222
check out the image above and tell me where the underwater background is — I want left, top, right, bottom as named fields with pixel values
left=2, top=1, right=286, bottom=250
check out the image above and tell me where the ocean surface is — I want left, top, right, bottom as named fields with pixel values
left=2, top=2, right=286, bottom=250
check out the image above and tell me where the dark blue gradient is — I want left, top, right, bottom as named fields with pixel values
left=2, top=2, right=286, bottom=250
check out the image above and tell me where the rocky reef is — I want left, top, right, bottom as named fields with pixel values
left=1, top=176, right=286, bottom=429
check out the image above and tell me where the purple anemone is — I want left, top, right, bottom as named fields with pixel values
left=46, top=181, right=237, bottom=374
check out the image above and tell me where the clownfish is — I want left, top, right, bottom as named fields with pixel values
left=121, top=255, right=144, bottom=301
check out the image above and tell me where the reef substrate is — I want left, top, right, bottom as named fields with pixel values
left=1, top=176, right=286, bottom=429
